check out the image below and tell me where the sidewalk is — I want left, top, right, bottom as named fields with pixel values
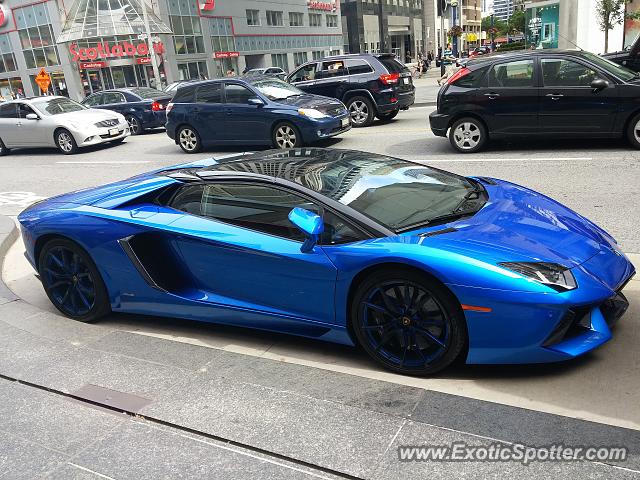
left=412, top=68, right=441, bottom=107
left=0, top=215, right=638, bottom=479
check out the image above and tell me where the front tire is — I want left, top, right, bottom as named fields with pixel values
left=346, top=96, right=375, bottom=127
left=126, top=115, right=142, bottom=135
left=177, top=126, right=202, bottom=153
left=449, top=117, right=487, bottom=153
left=272, top=122, right=302, bottom=149
left=351, top=269, right=467, bottom=376
left=55, top=129, right=78, bottom=155
left=38, top=238, right=110, bottom=323
left=626, top=113, right=640, bottom=149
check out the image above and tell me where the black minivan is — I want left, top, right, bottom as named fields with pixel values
left=287, top=54, right=415, bottom=127
left=429, top=49, right=640, bottom=153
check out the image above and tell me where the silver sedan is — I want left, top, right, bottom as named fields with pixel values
left=0, top=96, right=130, bottom=155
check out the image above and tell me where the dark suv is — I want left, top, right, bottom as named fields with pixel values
left=429, top=49, right=640, bottom=153
left=287, top=54, right=415, bottom=127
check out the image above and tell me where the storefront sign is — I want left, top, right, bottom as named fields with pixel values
left=34, top=68, right=51, bottom=93
left=79, top=61, right=108, bottom=69
left=214, top=51, right=239, bottom=59
left=136, top=57, right=152, bottom=65
left=307, top=1, right=337, bottom=12
left=70, top=41, right=165, bottom=61
left=199, top=0, right=215, bottom=11
left=0, top=5, right=8, bottom=28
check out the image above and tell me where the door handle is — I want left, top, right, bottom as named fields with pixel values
left=225, top=108, right=233, bottom=115
left=484, top=92, right=500, bottom=99
left=546, top=93, right=564, bottom=100
left=192, top=107, right=200, bottom=113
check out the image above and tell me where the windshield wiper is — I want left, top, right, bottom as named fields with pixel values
left=396, top=209, right=479, bottom=233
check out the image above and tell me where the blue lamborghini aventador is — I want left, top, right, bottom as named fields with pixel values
left=18, top=149, right=635, bottom=375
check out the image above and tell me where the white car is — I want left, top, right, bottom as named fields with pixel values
left=0, top=96, right=130, bottom=155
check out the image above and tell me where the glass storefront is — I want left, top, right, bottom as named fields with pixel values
left=0, top=77, right=25, bottom=100
left=177, top=61, right=208, bottom=80
left=79, top=63, right=166, bottom=96
left=526, top=3, right=560, bottom=49
left=29, top=71, right=69, bottom=96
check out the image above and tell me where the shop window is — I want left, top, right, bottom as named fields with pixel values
left=293, top=52, right=308, bottom=67
left=309, top=13, right=322, bottom=27
left=326, top=15, right=338, bottom=28
left=247, top=9, right=260, bottom=26
left=289, top=12, right=304, bottom=27
left=266, top=11, right=283, bottom=26
left=271, top=53, right=288, bottom=71
left=29, top=71, right=69, bottom=97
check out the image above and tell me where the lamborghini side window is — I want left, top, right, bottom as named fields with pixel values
left=200, top=183, right=316, bottom=241
left=168, top=185, right=205, bottom=215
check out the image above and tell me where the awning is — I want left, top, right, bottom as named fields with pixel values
left=57, top=0, right=172, bottom=43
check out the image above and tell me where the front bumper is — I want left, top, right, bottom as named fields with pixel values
left=300, top=114, right=352, bottom=143
left=78, top=126, right=130, bottom=147
left=429, top=111, right=450, bottom=137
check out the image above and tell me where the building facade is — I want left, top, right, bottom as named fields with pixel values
left=525, top=0, right=623, bottom=53
left=0, top=0, right=344, bottom=101
left=341, top=0, right=424, bottom=59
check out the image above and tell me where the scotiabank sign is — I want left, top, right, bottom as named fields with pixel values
left=70, top=41, right=164, bottom=61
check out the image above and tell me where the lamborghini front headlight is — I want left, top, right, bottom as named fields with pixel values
left=498, top=262, right=577, bottom=292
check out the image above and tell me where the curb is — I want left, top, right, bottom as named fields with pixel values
left=413, top=102, right=436, bottom=108
left=0, top=215, right=18, bottom=303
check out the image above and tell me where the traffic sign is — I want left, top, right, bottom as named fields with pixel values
left=34, top=68, right=51, bottom=93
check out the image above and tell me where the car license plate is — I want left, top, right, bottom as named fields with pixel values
left=403, top=77, right=410, bottom=85
left=341, top=118, right=349, bottom=128
left=109, top=128, right=119, bottom=136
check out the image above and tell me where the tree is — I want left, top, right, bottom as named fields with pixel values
left=596, top=0, right=629, bottom=53
left=481, top=16, right=507, bottom=35
left=508, top=10, right=526, bottom=35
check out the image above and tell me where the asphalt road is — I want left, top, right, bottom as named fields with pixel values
left=1, top=105, right=639, bottom=253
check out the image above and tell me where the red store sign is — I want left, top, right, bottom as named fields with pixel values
left=70, top=41, right=165, bottom=61
left=214, top=51, right=239, bottom=59
left=80, top=61, right=108, bottom=69
left=199, top=0, right=215, bottom=11
left=136, top=57, right=152, bottom=65
left=307, top=1, right=337, bottom=11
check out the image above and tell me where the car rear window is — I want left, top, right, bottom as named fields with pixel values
left=131, top=87, right=167, bottom=99
left=453, top=66, right=489, bottom=88
left=172, top=87, right=195, bottom=103
left=377, top=56, right=407, bottom=73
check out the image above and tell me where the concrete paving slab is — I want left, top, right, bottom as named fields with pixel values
left=140, top=375, right=404, bottom=478
left=0, top=379, right=125, bottom=456
left=0, top=430, right=67, bottom=480
left=44, top=463, right=116, bottom=480
left=71, top=420, right=344, bottom=480
left=372, top=420, right=639, bottom=480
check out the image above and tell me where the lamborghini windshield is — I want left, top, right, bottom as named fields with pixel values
left=208, top=150, right=485, bottom=233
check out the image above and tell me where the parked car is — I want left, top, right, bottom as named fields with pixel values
left=244, top=67, right=287, bottom=80
left=164, top=80, right=197, bottom=96
left=287, top=53, right=415, bottom=127
left=166, top=77, right=351, bottom=153
left=601, top=32, right=640, bottom=72
left=81, top=87, right=171, bottom=135
left=0, top=96, right=129, bottom=155
left=18, top=148, right=634, bottom=375
left=429, top=49, right=640, bottom=153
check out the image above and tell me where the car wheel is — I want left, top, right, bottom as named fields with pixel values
left=272, top=123, right=302, bottom=149
left=449, top=117, right=487, bottom=153
left=626, top=113, right=640, bottom=149
left=177, top=126, right=202, bottom=154
left=126, top=115, right=142, bottom=135
left=376, top=110, right=399, bottom=122
left=38, top=238, right=110, bottom=323
left=0, top=138, right=9, bottom=156
left=351, top=269, right=467, bottom=376
left=55, top=129, right=78, bottom=155
left=347, top=96, right=375, bottom=127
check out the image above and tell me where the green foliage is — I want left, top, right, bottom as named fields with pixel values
left=509, top=10, right=526, bottom=34
left=497, top=40, right=526, bottom=52
left=596, top=0, right=628, bottom=31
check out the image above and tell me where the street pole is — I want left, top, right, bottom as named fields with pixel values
left=378, top=0, right=385, bottom=52
left=452, top=3, right=458, bottom=57
left=440, top=5, right=446, bottom=76
left=490, top=13, right=496, bottom=52
left=142, top=0, right=162, bottom=89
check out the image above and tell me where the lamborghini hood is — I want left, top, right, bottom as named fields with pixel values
left=413, top=179, right=619, bottom=268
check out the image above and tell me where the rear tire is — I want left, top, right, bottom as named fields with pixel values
left=0, top=138, right=9, bottom=156
left=376, top=110, right=399, bottom=122
left=346, top=96, right=375, bottom=127
left=626, top=113, right=640, bottom=149
left=351, top=269, right=467, bottom=376
left=272, top=122, right=302, bottom=149
left=55, top=129, right=78, bottom=155
left=449, top=117, right=487, bottom=153
left=38, top=238, right=110, bottom=323
left=177, top=125, right=202, bottom=153
left=126, top=115, right=142, bottom=135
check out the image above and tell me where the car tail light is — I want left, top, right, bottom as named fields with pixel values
left=447, top=67, right=471, bottom=85
left=390, top=97, right=398, bottom=103
left=166, top=103, right=174, bottom=114
left=151, top=100, right=165, bottom=111
left=379, top=72, right=400, bottom=85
